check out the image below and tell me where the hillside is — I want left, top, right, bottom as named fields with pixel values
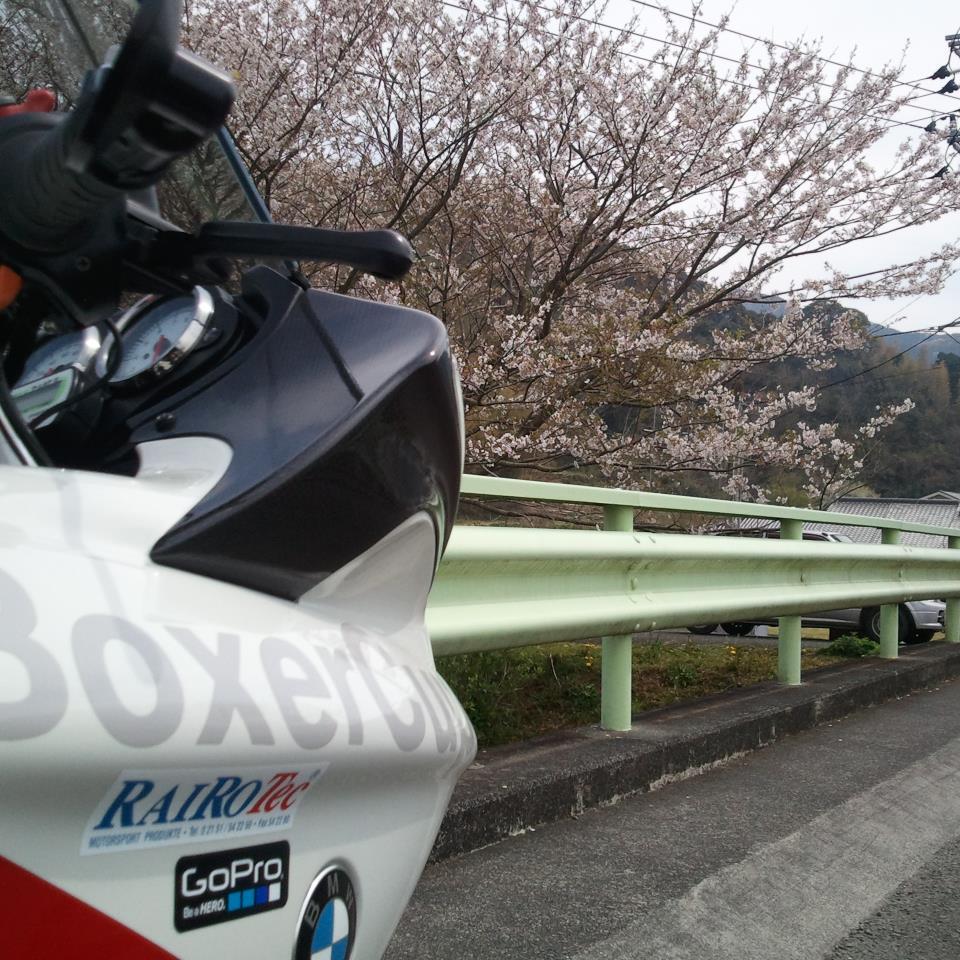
left=867, top=323, right=960, bottom=363
left=772, top=307, right=960, bottom=500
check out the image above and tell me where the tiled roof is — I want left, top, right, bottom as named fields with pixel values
left=920, top=491, right=960, bottom=502
left=714, top=498, right=960, bottom=547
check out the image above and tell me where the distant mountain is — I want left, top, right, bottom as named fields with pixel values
left=743, top=298, right=787, bottom=318
left=729, top=300, right=960, bottom=499
left=737, top=297, right=960, bottom=360
left=867, top=322, right=960, bottom=360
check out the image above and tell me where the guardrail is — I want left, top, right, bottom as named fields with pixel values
left=426, top=475, right=960, bottom=730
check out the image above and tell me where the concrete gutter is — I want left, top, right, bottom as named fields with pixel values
left=431, top=642, right=960, bottom=862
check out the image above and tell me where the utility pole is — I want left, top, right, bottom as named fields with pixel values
left=930, top=33, right=960, bottom=91
left=925, top=36, right=960, bottom=177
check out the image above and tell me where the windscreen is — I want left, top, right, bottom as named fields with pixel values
left=0, top=0, right=268, bottom=228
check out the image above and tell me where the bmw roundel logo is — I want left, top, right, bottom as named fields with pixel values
left=293, top=866, right=357, bottom=960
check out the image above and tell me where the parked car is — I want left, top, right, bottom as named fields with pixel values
left=687, top=528, right=945, bottom=645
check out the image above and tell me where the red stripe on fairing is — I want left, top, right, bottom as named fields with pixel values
left=0, top=855, right=176, bottom=958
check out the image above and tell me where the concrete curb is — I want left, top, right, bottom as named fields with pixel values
left=431, top=643, right=960, bottom=862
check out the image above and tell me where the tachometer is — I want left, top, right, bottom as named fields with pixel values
left=108, top=288, right=214, bottom=391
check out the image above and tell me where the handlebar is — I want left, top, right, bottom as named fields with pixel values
left=0, top=0, right=415, bottom=321
left=0, top=0, right=233, bottom=257
left=0, top=111, right=121, bottom=254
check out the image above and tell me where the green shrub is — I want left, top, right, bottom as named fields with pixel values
left=822, top=633, right=879, bottom=657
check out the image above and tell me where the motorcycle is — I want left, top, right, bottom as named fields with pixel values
left=0, top=1, right=475, bottom=956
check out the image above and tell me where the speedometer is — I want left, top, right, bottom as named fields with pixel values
left=18, top=326, right=103, bottom=386
left=108, top=288, right=214, bottom=391
left=13, top=326, right=105, bottom=427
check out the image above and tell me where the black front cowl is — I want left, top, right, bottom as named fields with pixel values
left=141, top=267, right=462, bottom=600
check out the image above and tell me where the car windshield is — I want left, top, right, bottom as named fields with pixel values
left=0, top=0, right=267, bottom=229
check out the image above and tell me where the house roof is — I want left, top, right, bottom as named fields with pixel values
left=920, top=490, right=960, bottom=502
left=723, top=497, right=960, bottom=548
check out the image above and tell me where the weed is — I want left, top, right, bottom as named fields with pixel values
left=822, top=633, right=880, bottom=657
left=664, top=661, right=698, bottom=688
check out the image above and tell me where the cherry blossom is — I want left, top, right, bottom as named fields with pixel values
left=172, top=0, right=960, bottom=502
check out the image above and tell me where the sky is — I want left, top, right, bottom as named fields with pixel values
left=598, top=0, right=960, bottom=332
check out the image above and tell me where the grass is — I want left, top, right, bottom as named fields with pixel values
left=436, top=640, right=845, bottom=749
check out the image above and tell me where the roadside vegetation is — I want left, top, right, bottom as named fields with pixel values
left=437, top=641, right=847, bottom=748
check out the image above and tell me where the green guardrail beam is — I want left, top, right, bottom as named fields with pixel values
left=460, top=475, right=960, bottom=540
left=429, top=527, right=960, bottom=653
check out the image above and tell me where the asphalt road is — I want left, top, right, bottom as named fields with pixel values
left=828, top=834, right=960, bottom=960
left=386, top=677, right=960, bottom=960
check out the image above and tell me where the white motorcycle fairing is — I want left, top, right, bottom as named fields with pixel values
left=0, top=437, right=475, bottom=958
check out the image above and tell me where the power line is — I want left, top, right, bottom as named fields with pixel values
left=437, top=3, right=956, bottom=318
left=818, top=333, right=935, bottom=390
left=873, top=293, right=927, bottom=327
left=943, top=328, right=960, bottom=353
left=441, top=0, right=960, bottom=154
left=628, top=0, right=960, bottom=109
left=820, top=315, right=960, bottom=391
left=866, top=277, right=960, bottom=331
left=826, top=363, right=947, bottom=386
left=871, top=327, right=942, bottom=338
left=621, top=26, right=955, bottom=127
left=863, top=271, right=959, bottom=336
left=447, top=1, right=937, bottom=134
left=610, top=8, right=960, bottom=130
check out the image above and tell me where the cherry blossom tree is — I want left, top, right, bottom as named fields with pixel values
left=176, top=0, right=960, bottom=502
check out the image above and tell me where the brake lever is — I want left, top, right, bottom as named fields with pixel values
left=193, top=221, right=416, bottom=280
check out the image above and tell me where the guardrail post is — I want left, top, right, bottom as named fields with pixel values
left=879, top=529, right=901, bottom=658
left=778, top=519, right=803, bottom=685
left=601, top=505, right=634, bottom=731
left=946, top=536, right=960, bottom=644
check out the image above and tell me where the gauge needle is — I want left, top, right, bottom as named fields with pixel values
left=151, top=335, right=171, bottom=364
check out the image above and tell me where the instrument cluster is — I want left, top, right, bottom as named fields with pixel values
left=13, top=288, right=220, bottom=429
